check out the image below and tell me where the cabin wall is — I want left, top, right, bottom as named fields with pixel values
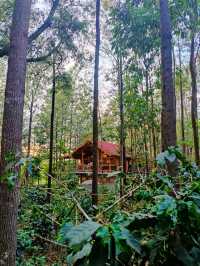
left=75, top=149, right=130, bottom=173
left=77, top=150, right=121, bottom=172
left=99, top=153, right=120, bottom=172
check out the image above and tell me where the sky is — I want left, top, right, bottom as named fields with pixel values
left=34, top=0, right=116, bottom=112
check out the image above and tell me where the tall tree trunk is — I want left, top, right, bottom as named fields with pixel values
left=118, top=54, right=126, bottom=196
left=178, top=37, right=186, bottom=155
left=144, top=68, right=149, bottom=173
left=130, top=128, right=134, bottom=173
left=92, top=0, right=101, bottom=205
left=134, top=130, right=137, bottom=162
left=160, top=0, right=177, bottom=175
left=47, top=55, right=56, bottom=202
left=172, top=45, right=176, bottom=94
left=149, top=130, right=153, bottom=162
left=27, top=91, right=34, bottom=157
left=149, top=78, right=157, bottom=163
left=60, top=103, right=64, bottom=175
left=0, top=0, right=31, bottom=265
left=55, top=117, right=58, bottom=174
left=143, top=129, right=149, bottom=174
left=69, top=102, right=73, bottom=154
left=190, top=34, right=199, bottom=165
left=151, top=95, right=157, bottom=162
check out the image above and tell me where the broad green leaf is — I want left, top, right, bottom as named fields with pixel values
left=7, top=175, right=17, bottom=190
left=185, top=201, right=200, bottom=225
left=190, top=247, right=200, bottom=262
left=165, top=152, right=176, bottom=163
left=111, top=224, right=141, bottom=255
left=111, top=224, right=130, bottom=256
left=189, top=193, right=200, bottom=207
left=120, top=228, right=142, bottom=255
left=156, top=147, right=178, bottom=167
left=158, top=175, right=174, bottom=189
left=63, top=221, right=101, bottom=249
left=175, top=246, right=195, bottom=266
left=196, top=171, right=200, bottom=178
left=96, top=226, right=110, bottom=246
left=154, top=195, right=177, bottom=224
left=58, top=223, right=73, bottom=242
left=156, top=152, right=167, bottom=167
left=67, top=243, right=92, bottom=266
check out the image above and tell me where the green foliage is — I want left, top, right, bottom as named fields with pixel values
left=56, top=72, right=73, bottom=95
left=156, top=146, right=185, bottom=166
left=59, top=220, right=142, bottom=265
left=17, top=229, right=34, bottom=255
left=16, top=147, right=200, bottom=265
left=17, top=256, right=46, bottom=266
left=56, top=148, right=200, bottom=265
left=156, top=146, right=200, bottom=178
left=0, top=156, right=41, bottom=190
left=17, top=177, right=95, bottom=264
left=61, top=221, right=101, bottom=249
left=65, top=172, right=79, bottom=190
left=0, top=0, right=13, bottom=48
left=153, top=195, right=177, bottom=225
left=111, top=0, right=159, bottom=57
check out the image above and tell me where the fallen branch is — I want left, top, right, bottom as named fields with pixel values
left=35, top=234, right=68, bottom=249
left=39, top=168, right=92, bottom=221
left=99, top=182, right=144, bottom=215
left=31, top=203, right=61, bottom=226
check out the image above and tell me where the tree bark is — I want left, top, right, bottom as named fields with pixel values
left=130, top=129, right=134, bottom=173
left=27, top=91, right=34, bottom=157
left=149, top=78, right=157, bottom=163
left=190, top=34, right=199, bottom=165
left=172, top=45, right=176, bottom=95
left=144, top=68, right=149, bottom=173
left=92, top=0, right=101, bottom=205
left=47, top=55, right=56, bottom=202
left=178, top=37, right=186, bottom=155
left=69, top=102, right=73, bottom=154
left=151, top=95, right=157, bottom=162
left=0, top=0, right=32, bottom=265
left=55, top=117, right=58, bottom=174
left=143, top=129, right=149, bottom=173
left=160, top=0, right=177, bottom=176
left=118, top=54, right=126, bottom=196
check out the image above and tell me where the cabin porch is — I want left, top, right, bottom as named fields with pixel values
left=71, top=140, right=130, bottom=183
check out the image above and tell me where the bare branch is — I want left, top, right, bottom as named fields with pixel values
left=35, top=234, right=68, bottom=248
left=28, top=0, right=60, bottom=43
left=0, top=0, right=60, bottom=58
left=39, top=168, right=92, bottom=221
left=98, top=183, right=144, bottom=216
left=27, top=41, right=61, bottom=63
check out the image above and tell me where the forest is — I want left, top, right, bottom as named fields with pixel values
left=1, top=0, right=200, bottom=265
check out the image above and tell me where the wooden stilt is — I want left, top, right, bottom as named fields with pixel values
left=81, top=151, right=84, bottom=170
left=109, top=157, right=111, bottom=172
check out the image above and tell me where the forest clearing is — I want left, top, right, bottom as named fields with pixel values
left=1, top=0, right=200, bottom=265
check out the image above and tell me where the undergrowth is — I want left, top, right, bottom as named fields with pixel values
left=17, top=147, right=200, bottom=265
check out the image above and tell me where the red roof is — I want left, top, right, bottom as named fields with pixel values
left=72, top=140, right=131, bottom=158
left=98, top=141, right=119, bottom=156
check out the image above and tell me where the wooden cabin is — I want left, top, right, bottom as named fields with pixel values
left=71, top=140, right=131, bottom=183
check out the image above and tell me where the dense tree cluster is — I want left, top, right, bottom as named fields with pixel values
left=1, top=0, right=200, bottom=265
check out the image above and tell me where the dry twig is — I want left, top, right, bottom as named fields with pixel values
left=99, top=182, right=144, bottom=216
